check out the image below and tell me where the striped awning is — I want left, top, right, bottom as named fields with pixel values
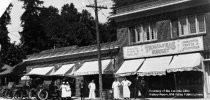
left=74, top=59, right=113, bottom=76
left=137, top=56, right=173, bottom=76
left=167, top=53, right=202, bottom=72
left=26, top=66, right=54, bottom=76
left=51, top=64, right=75, bottom=76
left=116, top=59, right=145, bottom=76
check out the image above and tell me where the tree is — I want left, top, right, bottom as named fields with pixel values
left=1, top=43, right=25, bottom=66
left=0, top=4, right=25, bottom=67
left=59, top=3, right=81, bottom=46
left=0, top=4, right=12, bottom=50
left=39, top=6, right=61, bottom=48
left=100, top=19, right=117, bottom=43
left=19, top=1, right=117, bottom=55
left=19, top=0, right=46, bottom=54
left=0, top=4, right=12, bottom=66
left=76, top=9, right=96, bottom=46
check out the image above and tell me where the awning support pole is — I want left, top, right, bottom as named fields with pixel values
left=202, top=60, right=208, bottom=98
left=173, top=73, right=177, bottom=98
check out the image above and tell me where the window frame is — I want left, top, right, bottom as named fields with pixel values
left=197, top=14, right=206, bottom=34
left=128, top=24, right=157, bottom=44
left=177, top=15, right=206, bottom=37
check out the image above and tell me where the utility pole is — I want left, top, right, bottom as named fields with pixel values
left=86, top=0, right=107, bottom=100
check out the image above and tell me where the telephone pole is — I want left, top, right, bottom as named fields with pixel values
left=86, top=0, right=107, bottom=99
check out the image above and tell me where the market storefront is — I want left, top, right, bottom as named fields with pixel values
left=116, top=36, right=206, bottom=98
left=22, top=42, right=119, bottom=98
left=25, top=63, right=78, bottom=96
left=73, top=59, right=115, bottom=97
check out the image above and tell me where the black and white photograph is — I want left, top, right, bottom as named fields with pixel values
left=0, top=0, right=210, bottom=100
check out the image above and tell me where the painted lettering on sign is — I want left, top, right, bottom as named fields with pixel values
left=123, top=45, right=142, bottom=59
left=143, top=41, right=177, bottom=57
left=179, top=37, right=204, bottom=53
left=123, top=36, right=204, bottom=59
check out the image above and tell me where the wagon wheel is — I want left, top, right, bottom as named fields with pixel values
left=2, top=89, right=7, bottom=97
left=38, top=89, right=48, bottom=100
left=5, top=90, right=13, bottom=98
left=29, top=88, right=37, bottom=99
left=13, top=89, right=23, bottom=99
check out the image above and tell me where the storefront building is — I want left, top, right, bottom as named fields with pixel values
left=112, top=0, right=210, bottom=98
left=22, top=42, right=119, bottom=97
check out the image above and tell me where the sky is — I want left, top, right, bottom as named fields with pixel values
left=7, top=0, right=113, bottom=44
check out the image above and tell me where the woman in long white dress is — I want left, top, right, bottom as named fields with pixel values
left=66, top=82, right=72, bottom=100
left=112, top=78, right=121, bottom=100
left=121, top=77, right=132, bottom=100
left=60, top=82, right=67, bottom=100
left=88, top=80, right=96, bottom=100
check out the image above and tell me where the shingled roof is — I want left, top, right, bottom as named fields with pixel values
left=24, top=42, right=119, bottom=62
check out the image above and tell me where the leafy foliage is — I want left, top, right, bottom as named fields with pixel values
left=0, top=4, right=12, bottom=49
left=19, top=0, right=45, bottom=54
left=0, top=4, right=26, bottom=66
left=19, top=0, right=117, bottom=55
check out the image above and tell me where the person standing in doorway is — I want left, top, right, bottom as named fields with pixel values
left=112, top=78, right=121, bottom=100
left=60, top=82, right=67, bottom=100
left=140, top=77, right=147, bottom=98
left=134, top=76, right=141, bottom=99
left=79, top=80, right=85, bottom=100
left=121, top=77, right=131, bottom=100
left=88, top=80, right=96, bottom=100
left=66, top=82, right=72, bottom=100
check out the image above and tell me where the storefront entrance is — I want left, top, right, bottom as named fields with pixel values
left=141, top=71, right=204, bottom=98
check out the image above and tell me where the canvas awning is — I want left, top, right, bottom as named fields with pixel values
left=167, top=53, right=202, bottom=73
left=116, top=59, right=145, bottom=76
left=0, top=64, right=14, bottom=75
left=51, top=64, right=75, bottom=76
left=74, top=59, right=112, bottom=76
left=137, top=56, right=173, bottom=76
left=26, top=66, right=54, bottom=76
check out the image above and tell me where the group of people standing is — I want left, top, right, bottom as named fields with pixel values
left=60, top=81, right=72, bottom=100
left=78, top=77, right=147, bottom=100
left=112, top=77, right=148, bottom=100
left=79, top=80, right=96, bottom=100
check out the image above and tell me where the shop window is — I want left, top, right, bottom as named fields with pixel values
left=179, top=17, right=188, bottom=36
left=144, top=23, right=157, bottom=42
left=135, top=26, right=144, bottom=43
left=188, top=16, right=197, bottom=34
left=176, top=15, right=206, bottom=37
left=128, top=24, right=157, bottom=44
left=128, top=27, right=136, bottom=45
left=197, top=14, right=206, bottom=33
left=171, top=19, right=179, bottom=37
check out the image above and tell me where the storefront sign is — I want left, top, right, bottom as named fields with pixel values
left=123, top=45, right=143, bottom=59
left=123, top=36, right=204, bottom=59
left=143, top=41, right=178, bottom=57
left=179, top=37, right=204, bottom=53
